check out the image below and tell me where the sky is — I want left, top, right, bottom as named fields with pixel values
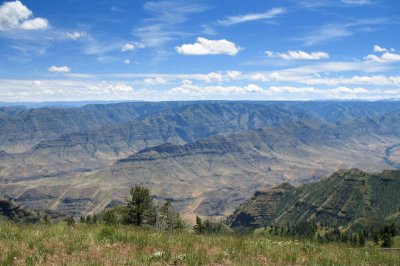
left=0, top=0, right=399, bottom=102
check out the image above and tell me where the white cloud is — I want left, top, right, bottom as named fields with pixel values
left=143, top=77, right=167, bottom=85
left=121, top=43, right=135, bottom=52
left=192, top=71, right=243, bottom=83
left=267, top=86, right=318, bottom=94
left=373, top=45, right=388, bottom=53
left=200, top=72, right=224, bottom=83
left=218, top=8, right=285, bottom=26
left=328, top=86, right=368, bottom=94
left=171, top=82, right=263, bottom=94
left=124, top=59, right=130, bottom=64
left=364, top=52, right=400, bottom=63
left=66, top=31, right=86, bottom=40
left=266, top=50, right=330, bottom=60
left=19, top=17, right=48, bottom=30
left=226, top=71, right=242, bottom=80
left=1, top=78, right=400, bottom=102
left=175, top=37, right=240, bottom=56
left=48, top=65, right=71, bottom=73
left=0, top=0, right=49, bottom=31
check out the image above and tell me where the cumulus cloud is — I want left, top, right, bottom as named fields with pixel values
left=0, top=80, right=137, bottom=102
left=171, top=82, right=263, bottom=94
left=194, top=71, right=243, bottom=83
left=48, top=66, right=71, bottom=73
left=124, top=59, right=130, bottom=64
left=19, top=17, right=48, bottom=30
left=265, top=85, right=394, bottom=99
left=66, top=31, right=86, bottom=40
left=218, top=8, right=285, bottom=26
left=226, top=71, right=242, bottom=80
left=1, top=78, right=400, bottom=102
left=121, top=43, right=135, bottom=52
left=266, top=50, right=330, bottom=60
left=364, top=52, right=400, bottom=63
left=199, top=72, right=224, bottom=83
left=0, top=0, right=49, bottom=31
left=267, top=86, right=318, bottom=94
left=143, top=77, right=167, bottom=85
left=249, top=70, right=400, bottom=86
left=373, top=45, right=389, bottom=53
left=175, top=37, right=240, bottom=56
left=329, top=86, right=368, bottom=94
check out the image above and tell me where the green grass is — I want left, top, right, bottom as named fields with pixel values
left=0, top=220, right=399, bottom=265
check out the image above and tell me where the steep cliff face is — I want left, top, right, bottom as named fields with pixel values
left=227, top=169, right=400, bottom=230
left=0, top=101, right=189, bottom=153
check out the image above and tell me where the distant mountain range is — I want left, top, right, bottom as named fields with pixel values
left=0, top=101, right=399, bottom=221
left=227, top=169, right=400, bottom=230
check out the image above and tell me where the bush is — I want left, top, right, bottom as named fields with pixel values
left=65, top=217, right=75, bottom=226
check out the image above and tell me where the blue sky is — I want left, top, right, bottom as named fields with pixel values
left=0, top=0, right=399, bottom=101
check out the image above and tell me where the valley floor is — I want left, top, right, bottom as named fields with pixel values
left=0, top=221, right=399, bottom=265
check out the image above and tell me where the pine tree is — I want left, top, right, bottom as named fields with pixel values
left=125, top=186, right=153, bottom=226
left=359, top=233, right=366, bottom=246
left=381, top=233, right=393, bottom=248
left=373, top=231, right=379, bottom=245
left=193, top=216, right=205, bottom=234
left=92, top=214, right=98, bottom=224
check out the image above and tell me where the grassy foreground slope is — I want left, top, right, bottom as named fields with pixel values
left=0, top=221, right=399, bottom=266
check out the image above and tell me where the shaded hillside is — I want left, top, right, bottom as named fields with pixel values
left=0, top=198, right=41, bottom=223
left=227, top=169, right=400, bottom=230
left=0, top=101, right=189, bottom=153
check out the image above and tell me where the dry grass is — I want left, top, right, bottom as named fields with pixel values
left=1, top=220, right=399, bottom=265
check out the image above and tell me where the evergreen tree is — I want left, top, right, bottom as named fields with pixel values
left=359, top=233, right=365, bottom=246
left=65, top=216, right=75, bottom=226
left=156, top=201, right=184, bottom=230
left=193, top=216, right=205, bottom=234
left=373, top=231, right=379, bottom=245
left=102, top=209, right=118, bottom=225
left=381, top=233, right=393, bottom=248
left=125, top=186, right=153, bottom=226
left=92, top=214, right=98, bottom=224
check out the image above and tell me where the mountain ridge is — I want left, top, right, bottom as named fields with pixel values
left=227, top=168, right=400, bottom=230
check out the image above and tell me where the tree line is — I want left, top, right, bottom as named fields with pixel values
left=255, top=221, right=398, bottom=248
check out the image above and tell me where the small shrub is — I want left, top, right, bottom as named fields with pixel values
left=65, top=217, right=75, bottom=226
